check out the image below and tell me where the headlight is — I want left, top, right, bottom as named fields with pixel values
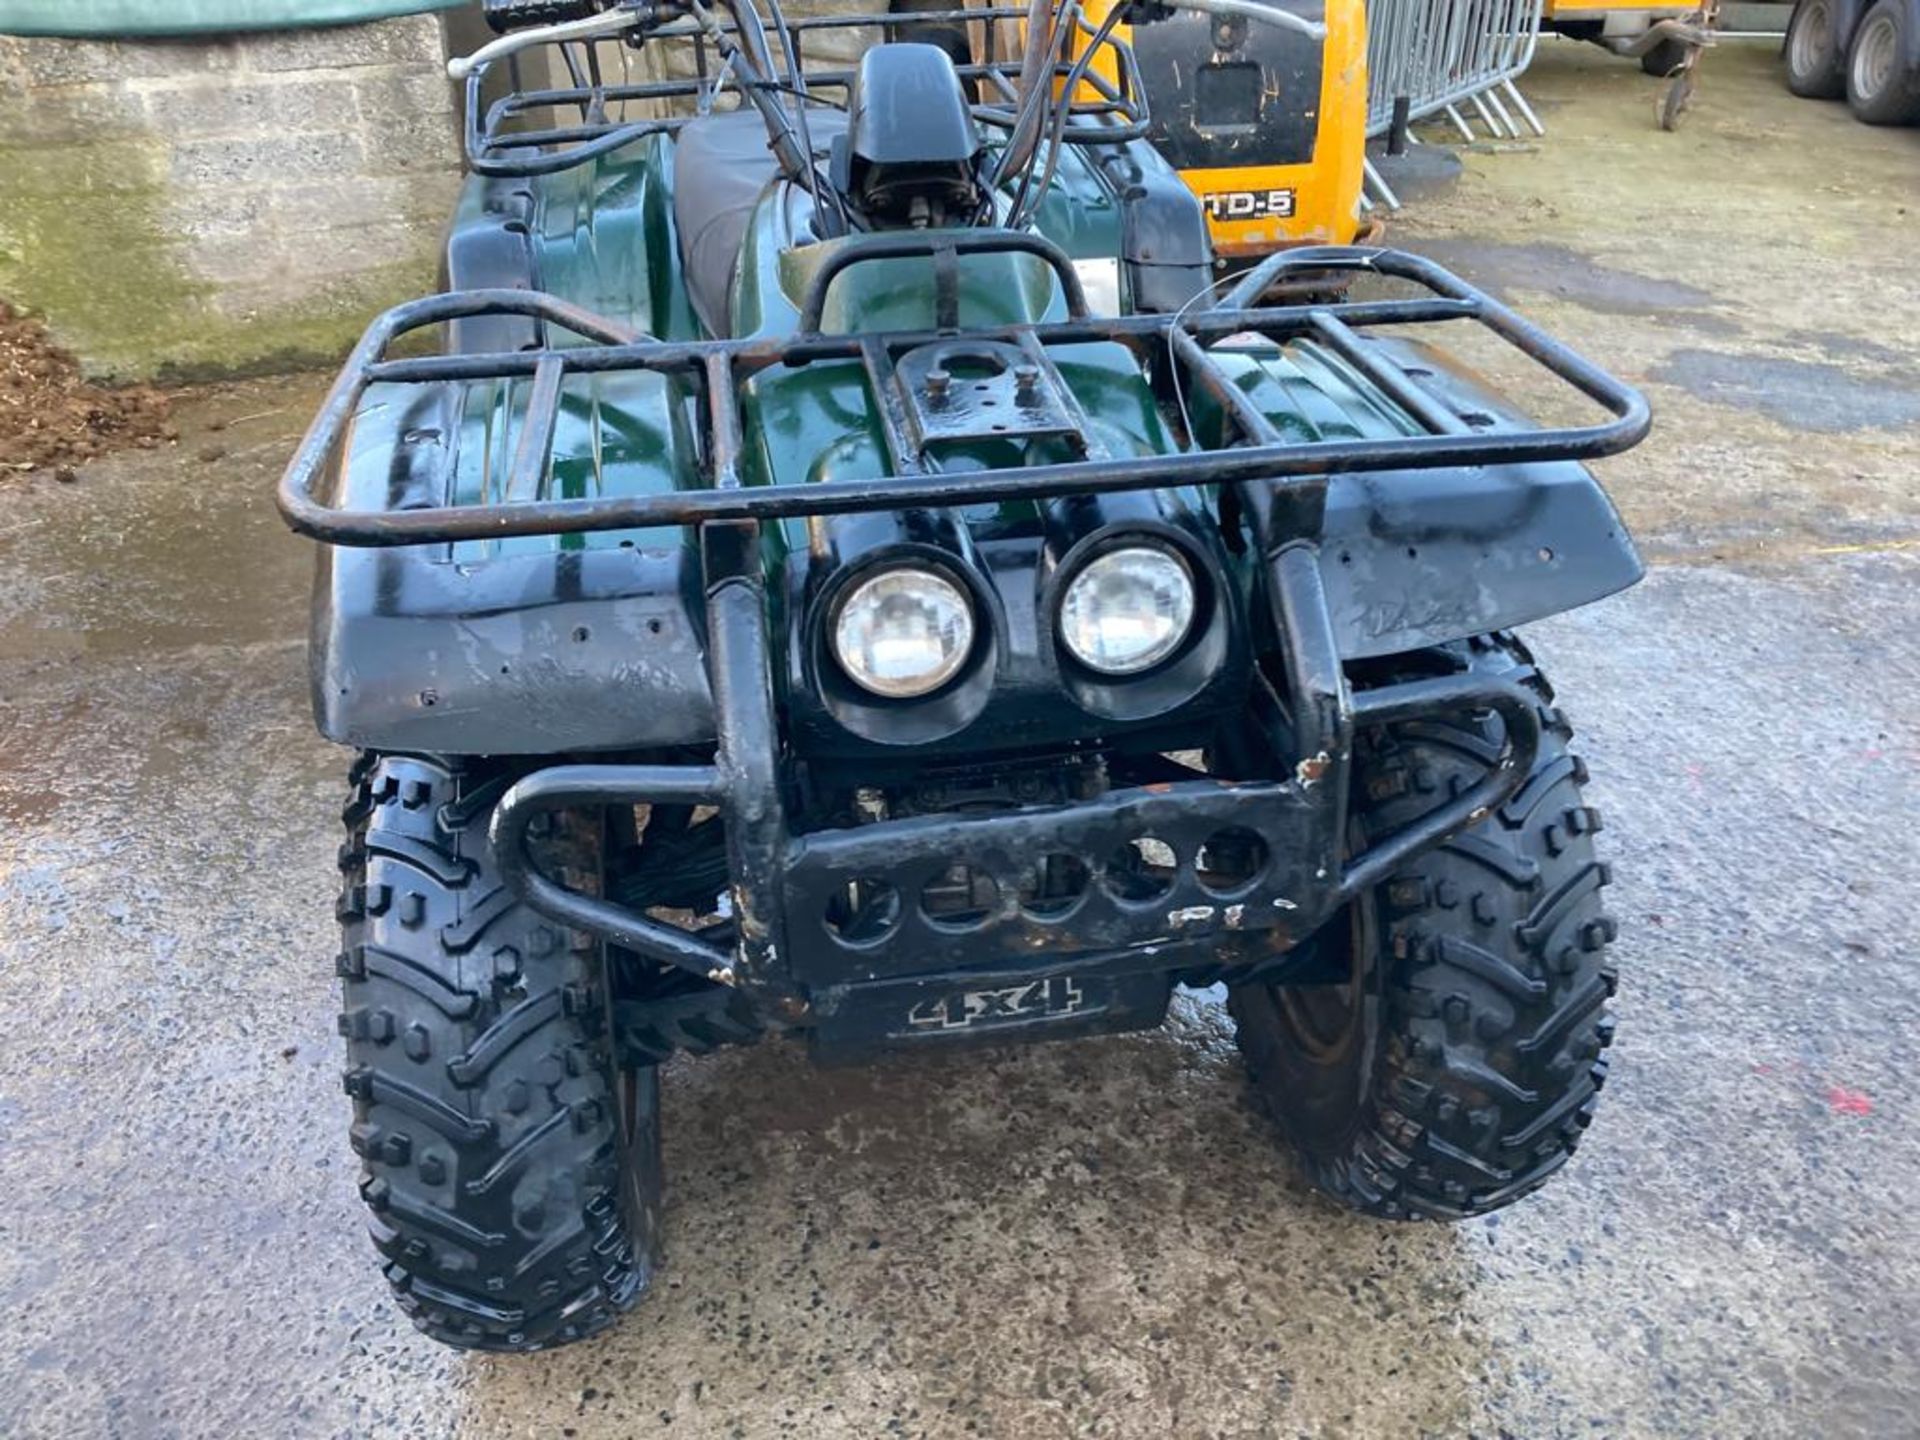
left=1059, top=545, right=1196, bottom=675
left=832, top=567, right=976, bottom=698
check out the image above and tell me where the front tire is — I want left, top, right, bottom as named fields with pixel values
left=1229, top=636, right=1618, bottom=1220
left=337, top=754, right=659, bottom=1351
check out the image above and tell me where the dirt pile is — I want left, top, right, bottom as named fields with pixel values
left=0, top=302, right=174, bottom=477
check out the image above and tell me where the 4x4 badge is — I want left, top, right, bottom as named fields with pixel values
left=906, top=977, right=1089, bottom=1031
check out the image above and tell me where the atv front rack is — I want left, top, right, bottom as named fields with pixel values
left=463, top=4, right=1149, bottom=177
left=279, top=243, right=1649, bottom=548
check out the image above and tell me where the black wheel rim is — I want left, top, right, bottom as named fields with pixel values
left=1275, top=895, right=1377, bottom=1066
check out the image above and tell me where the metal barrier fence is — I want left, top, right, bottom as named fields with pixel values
left=1361, top=0, right=1546, bottom=207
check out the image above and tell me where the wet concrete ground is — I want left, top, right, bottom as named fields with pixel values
left=2, top=38, right=1917, bottom=1440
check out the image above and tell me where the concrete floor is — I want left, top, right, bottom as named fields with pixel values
left=1, top=38, right=1917, bottom=1440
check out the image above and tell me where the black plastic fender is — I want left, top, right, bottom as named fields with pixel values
left=1316, top=336, right=1643, bottom=659
left=307, top=381, right=715, bottom=755
left=1091, top=143, right=1215, bottom=314
left=311, top=544, right=715, bottom=755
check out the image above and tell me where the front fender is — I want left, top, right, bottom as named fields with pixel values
left=312, top=543, right=714, bottom=755
left=1312, top=337, right=1643, bottom=659
left=1318, top=460, right=1641, bottom=658
left=309, top=378, right=714, bottom=756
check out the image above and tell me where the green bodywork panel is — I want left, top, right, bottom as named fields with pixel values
left=315, top=105, right=1647, bottom=758
left=518, top=134, right=703, bottom=345
left=440, top=135, right=703, bottom=563
left=340, top=124, right=1411, bottom=571
left=729, top=151, right=1189, bottom=555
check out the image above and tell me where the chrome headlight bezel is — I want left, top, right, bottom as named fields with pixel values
left=1056, top=541, right=1199, bottom=677
left=829, top=564, right=978, bottom=700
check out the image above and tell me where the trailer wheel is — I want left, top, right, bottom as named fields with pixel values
left=1228, top=635, right=1617, bottom=1220
left=338, top=754, right=659, bottom=1351
left=1640, top=36, right=1690, bottom=77
left=1847, top=0, right=1920, bottom=123
left=1785, top=0, right=1846, bottom=98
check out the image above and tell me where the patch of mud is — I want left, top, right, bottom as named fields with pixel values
left=0, top=302, right=175, bottom=477
left=1653, top=348, right=1920, bottom=433
left=1408, top=238, right=1740, bottom=332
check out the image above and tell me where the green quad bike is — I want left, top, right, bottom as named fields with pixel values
left=282, top=0, right=1649, bottom=1351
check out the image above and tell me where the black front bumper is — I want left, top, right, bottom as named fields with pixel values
left=489, top=538, right=1541, bottom=1058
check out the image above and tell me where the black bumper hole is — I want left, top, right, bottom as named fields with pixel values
left=920, top=863, right=999, bottom=930
left=1197, top=826, right=1269, bottom=896
left=824, top=878, right=901, bottom=945
left=1018, top=853, right=1091, bottom=919
left=1106, top=837, right=1177, bottom=902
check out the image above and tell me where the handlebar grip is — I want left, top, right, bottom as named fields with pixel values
left=482, top=0, right=606, bottom=33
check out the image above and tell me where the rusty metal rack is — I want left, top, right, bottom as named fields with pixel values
left=279, top=243, right=1649, bottom=548
left=464, top=5, right=1150, bottom=177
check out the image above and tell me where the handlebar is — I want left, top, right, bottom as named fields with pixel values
left=450, top=5, right=637, bottom=81
left=449, top=0, right=1324, bottom=83
left=483, top=0, right=605, bottom=31
left=1175, top=0, right=1323, bottom=39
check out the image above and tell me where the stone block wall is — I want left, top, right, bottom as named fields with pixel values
left=0, top=17, right=462, bottom=379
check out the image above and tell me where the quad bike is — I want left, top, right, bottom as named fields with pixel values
left=281, top=0, right=1649, bottom=1352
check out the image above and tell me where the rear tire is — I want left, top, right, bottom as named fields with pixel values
left=1846, top=0, right=1920, bottom=123
left=1785, top=0, right=1846, bottom=98
left=337, top=754, right=659, bottom=1351
left=1229, top=635, right=1618, bottom=1220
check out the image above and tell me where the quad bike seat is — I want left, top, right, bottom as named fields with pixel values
left=673, top=108, right=848, bottom=338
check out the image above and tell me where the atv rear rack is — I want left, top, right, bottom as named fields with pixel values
left=464, top=4, right=1149, bottom=177
left=279, top=243, right=1651, bottom=549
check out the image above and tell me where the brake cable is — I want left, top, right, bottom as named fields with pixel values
left=1007, top=1, right=1130, bottom=230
